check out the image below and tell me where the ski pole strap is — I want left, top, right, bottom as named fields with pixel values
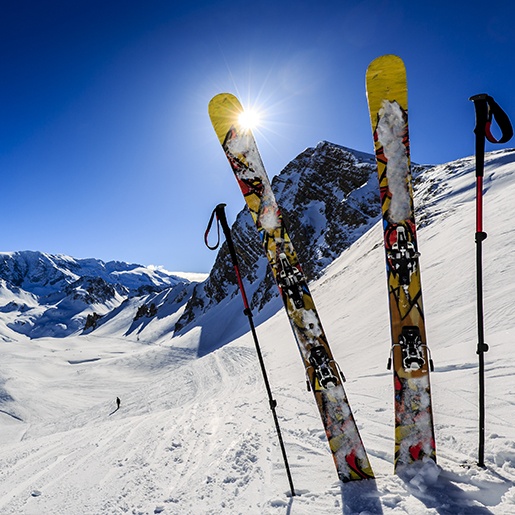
left=204, top=204, right=224, bottom=250
left=204, top=203, right=239, bottom=266
left=470, top=94, right=513, bottom=144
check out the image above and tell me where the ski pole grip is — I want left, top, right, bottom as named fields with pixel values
left=470, top=93, right=513, bottom=145
left=214, top=203, right=230, bottom=237
left=470, top=95, right=488, bottom=178
left=214, top=204, right=242, bottom=272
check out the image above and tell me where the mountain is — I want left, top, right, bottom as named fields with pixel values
left=0, top=251, right=192, bottom=339
left=0, top=141, right=391, bottom=350
left=174, top=141, right=399, bottom=353
left=1, top=146, right=515, bottom=513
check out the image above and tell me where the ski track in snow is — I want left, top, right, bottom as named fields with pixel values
left=1, top=150, right=515, bottom=513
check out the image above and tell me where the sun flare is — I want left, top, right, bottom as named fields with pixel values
left=238, top=108, right=261, bottom=130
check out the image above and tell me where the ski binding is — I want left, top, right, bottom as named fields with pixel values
left=387, top=326, right=434, bottom=372
left=387, top=226, right=420, bottom=286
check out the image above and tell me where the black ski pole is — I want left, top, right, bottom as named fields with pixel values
left=469, top=94, right=512, bottom=467
left=205, top=203, right=296, bottom=497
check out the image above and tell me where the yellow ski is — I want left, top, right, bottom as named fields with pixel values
left=209, top=93, right=374, bottom=482
left=366, top=55, right=436, bottom=471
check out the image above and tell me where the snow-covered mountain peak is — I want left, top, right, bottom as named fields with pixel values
left=0, top=251, right=185, bottom=295
left=0, top=251, right=192, bottom=339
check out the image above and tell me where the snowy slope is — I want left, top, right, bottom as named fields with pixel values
left=1, top=150, right=515, bottom=513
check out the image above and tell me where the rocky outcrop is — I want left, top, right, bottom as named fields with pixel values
left=175, top=141, right=381, bottom=334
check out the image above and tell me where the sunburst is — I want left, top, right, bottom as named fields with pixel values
left=238, top=108, right=261, bottom=130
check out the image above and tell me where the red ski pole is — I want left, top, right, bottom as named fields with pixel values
left=469, top=94, right=512, bottom=467
left=205, top=203, right=296, bottom=496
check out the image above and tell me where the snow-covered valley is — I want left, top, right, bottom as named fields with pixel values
left=1, top=148, right=515, bottom=514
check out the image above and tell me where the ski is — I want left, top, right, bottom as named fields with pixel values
left=366, top=54, right=436, bottom=471
left=208, top=93, right=374, bottom=482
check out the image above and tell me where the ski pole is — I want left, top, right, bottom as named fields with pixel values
left=205, top=203, right=296, bottom=497
left=469, top=94, right=512, bottom=468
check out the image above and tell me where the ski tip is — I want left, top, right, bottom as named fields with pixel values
left=365, top=54, right=408, bottom=117
left=208, top=93, right=244, bottom=144
left=208, top=92, right=239, bottom=107
left=367, top=54, right=404, bottom=73
left=366, top=54, right=406, bottom=87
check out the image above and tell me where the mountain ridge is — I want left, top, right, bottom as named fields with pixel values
left=0, top=141, right=390, bottom=346
left=0, top=250, right=191, bottom=339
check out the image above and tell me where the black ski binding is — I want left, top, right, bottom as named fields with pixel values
left=387, top=226, right=419, bottom=286
left=399, top=326, right=425, bottom=370
left=308, top=345, right=339, bottom=389
left=387, top=326, right=434, bottom=372
left=277, top=252, right=305, bottom=309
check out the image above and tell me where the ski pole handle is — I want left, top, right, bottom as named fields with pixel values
left=213, top=204, right=240, bottom=268
left=205, top=203, right=241, bottom=262
left=470, top=95, right=513, bottom=175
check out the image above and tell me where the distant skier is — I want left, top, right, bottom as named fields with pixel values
left=108, top=397, right=121, bottom=417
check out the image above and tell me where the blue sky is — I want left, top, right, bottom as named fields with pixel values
left=1, top=1, right=514, bottom=273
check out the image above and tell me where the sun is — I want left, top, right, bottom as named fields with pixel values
left=238, top=108, right=261, bottom=130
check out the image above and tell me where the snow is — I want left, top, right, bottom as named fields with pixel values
left=1, top=149, right=515, bottom=513
left=377, top=100, right=412, bottom=222
left=170, top=271, right=209, bottom=283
